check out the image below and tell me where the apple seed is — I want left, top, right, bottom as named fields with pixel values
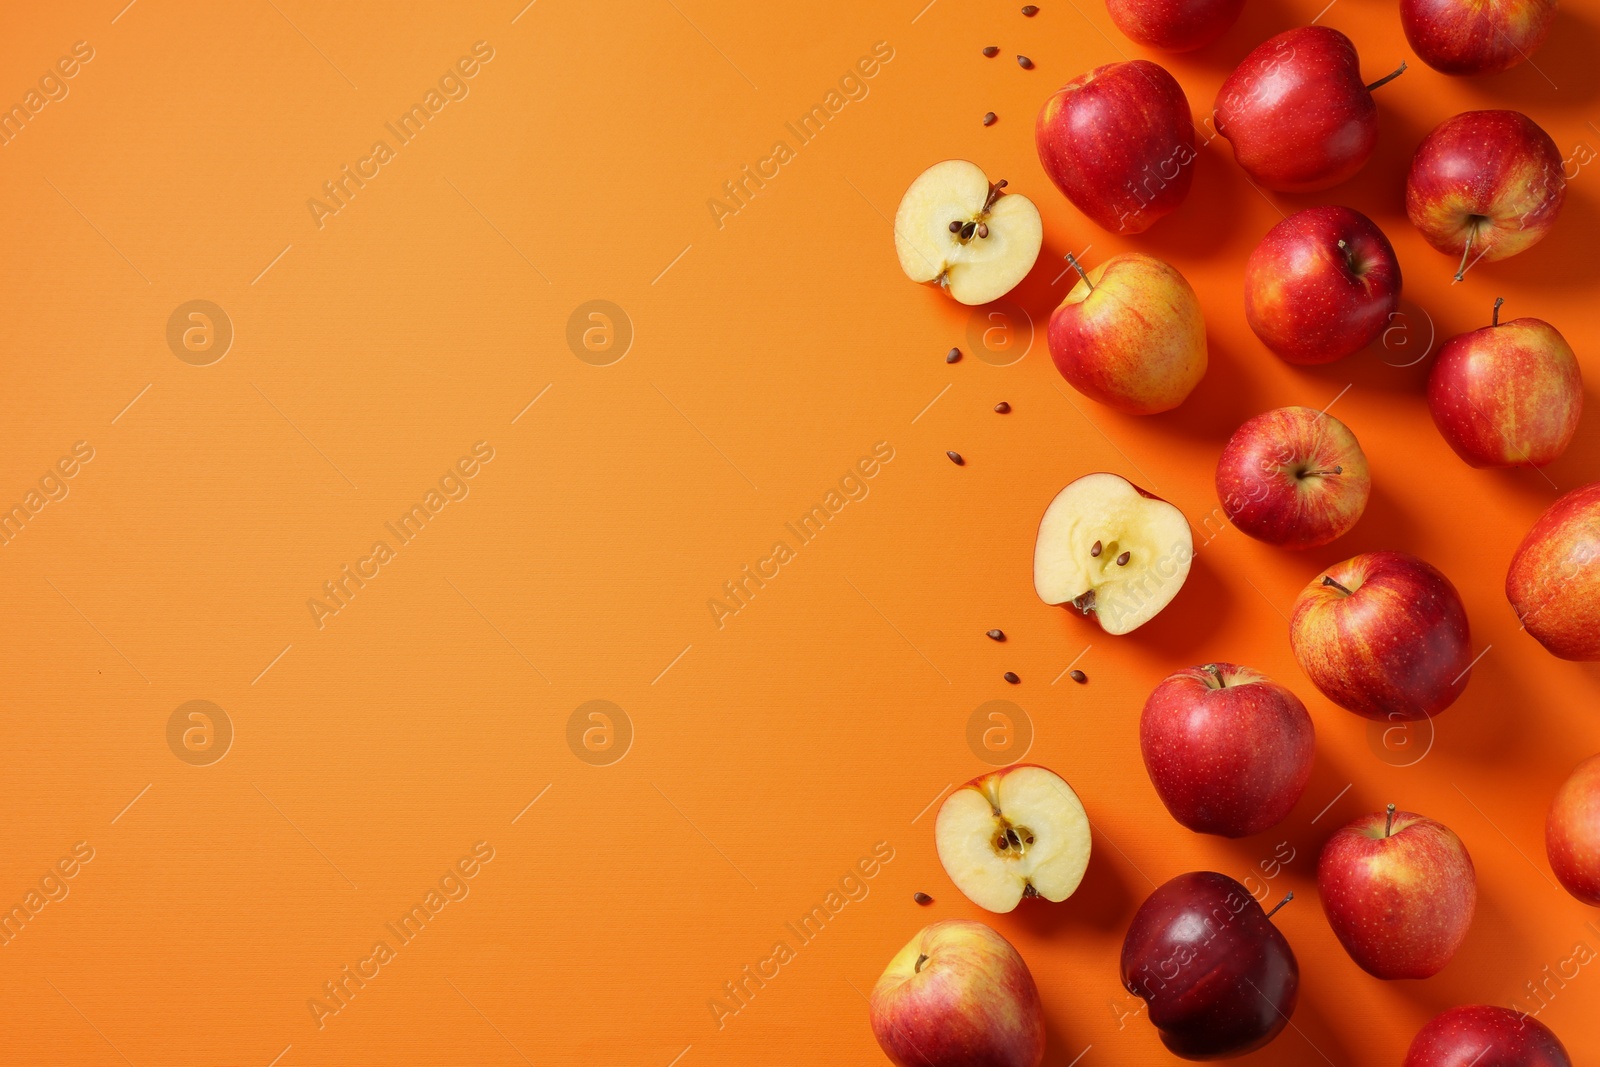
left=1116, top=551, right=1131, bottom=566
left=947, top=450, right=965, bottom=465
left=1022, top=4, right=1039, bottom=14
left=946, top=347, right=962, bottom=363
left=1004, top=671, right=1021, bottom=684
left=913, top=891, right=934, bottom=905
left=994, top=401, right=1010, bottom=413
left=1069, top=669, right=1087, bottom=684
left=1090, top=540, right=1103, bottom=557
left=983, top=112, right=997, bottom=127
left=1017, top=55, right=1034, bottom=69
left=982, top=45, right=999, bottom=57
left=987, top=629, right=1005, bottom=641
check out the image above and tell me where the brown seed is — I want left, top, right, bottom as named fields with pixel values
left=994, top=401, right=1010, bottom=413
left=982, top=45, right=999, bottom=57
left=947, top=450, right=965, bottom=465
left=1004, top=671, right=1020, bottom=684
left=1090, top=540, right=1102, bottom=557
left=983, top=111, right=997, bottom=126
left=1070, top=669, right=1087, bottom=684
left=1017, top=55, right=1034, bottom=69
left=914, top=892, right=934, bottom=905
left=946, top=348, right=961, bottom=363
left=1022, top=4, right=1039, bottom=14
left=986, top=629, right=1005, bottom=641
left=948, top=220, right=963, bottom=233
left=976, top=223, right=989, bottom=238
left=960, top=221, right=977, bottom=239
left=1116, top=551, right=1131, bottom=566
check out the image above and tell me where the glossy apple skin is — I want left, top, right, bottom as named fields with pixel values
left=1105, top=0, right=1245, bottom=51
left=1400, top=0, right=1558, bottom=76
left=1048, top=253, right=1207, bottom=414
left=1506, top=483, right=1600, bottom=660
left=1547, top=754, right=1600, bottom=905
left=1317, top=809, right=1476, bottom=979
left=1404, top=1005, right=1572, bottom=1067
left=1036, top=60, right=1195, bottom=234
left=870, top=920, right=1045, bottom=1067
left=1217, top=406, right=1371, bottom=548
left=1244, top=206, right=1401, bottom=365
left=1121, top=871, right=1298, bottom=1059
left=1140, top=664, right=1315, bottom=838
left=1428, top=315, right=1582, bottom=468
left=1214, top=27, right=1391, bottom=192
left=1291, top=551, right=1473, bottom=721
left=1407, top=111, right=1565, bottom=271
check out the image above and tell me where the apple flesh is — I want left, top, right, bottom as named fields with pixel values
left=1547, top=753, right=1600, bottom=905
left=870, top=920, right=1045, bottom=1067
left=1035, top=60, right=1195, bottom=234
left=935, top=764, right=1091, bottom=913
left=1048, top=253, right=1207, bottom=413
left=1216, top=407, right=1371, bottom=548
left=1244, top=206, right=1402, bottom=365
left=1213, top=26, right=1405, bottom=192
left=1034, top=472, right=1193, bottom=635
left=1404, top=1005, right=1571, bottom=1067
left=1105, top=0, right=1244, bottom=51
left=1140, top=663, right=1315, bottom=838
left=1506, top=482, right=1600, bottom=660
left=895, top=160, right=1043, bottom=305
left=1121, top=871, right=1298, bottom=1059
left=1291, top=551, right=1473, bottom=721
left=1406, top=110, right=1565, bottom=281
left=1400, top=0, right=1559, bottom=76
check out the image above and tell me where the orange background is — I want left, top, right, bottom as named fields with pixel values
left=1, top=0, right=1598, bottom=1063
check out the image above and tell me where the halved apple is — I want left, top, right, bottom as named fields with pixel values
left=894, top=160, right=1043, bottom=306
left=935, top=764, right=1092, bottom=913
left=1034, top=472, right=1192, bottom=635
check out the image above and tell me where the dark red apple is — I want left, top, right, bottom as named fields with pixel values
left=1404, top=1005, right=1571, bottom=1067
left=1244, top=206, right=1402, bottom=365
left=1216, top=406, right=1371, bottom=548
left=1401, top=0, right=1559, bottom=76
left=1105, top=0, right=1245, bottom=51
left=1036, top=60, right=1196, bottom=234
left=1213, top=27, right=1406, bottom=192
left=1121, top=871, right=1298, bottom=1059
left=1140, top=663, right=1315, bottom=838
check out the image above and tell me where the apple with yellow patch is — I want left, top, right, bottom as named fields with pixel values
left=895, top=160, right=1043, bottom=305
left=935, top=764, right=1092, bottom=913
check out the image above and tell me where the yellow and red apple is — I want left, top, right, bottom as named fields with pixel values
left=1548, top=754, right=1600, bottom=906
left=1401, top=0, right=1559, bottom=76
left=1216, top=407, right=1371, bottom=548
left=1506, top=483, right=1600, bottom=660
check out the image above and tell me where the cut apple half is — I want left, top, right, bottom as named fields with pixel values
left=894, top=159, right=1043, bottom=306
left=935, top=764, right=1092, bottom=913
left=1034, top=472, right=1192, bottom=635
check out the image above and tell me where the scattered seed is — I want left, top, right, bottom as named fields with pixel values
left=1090, top=540, right=1102, bottom=557
left=994, top=401, right=1011, bottom=414
left=914, top=892, right=934, bottom=905
left=1116, top=551, right=1131, bottom=566
left=982, top=45, right=999, bottom=57
left=1017, top=54, right=1034, bottom=69
left=986, top=629, right=1005, bottom=642
left=1004, top=671, right=1021, bottom=684
left=947, top=450, right=965, bottom=465
left=947, top=347, right=961, bottom=363
left=1022, top=4, right=1040, bottom=14
left=1070, top=669, right=1087, bottom=684
left=983, top=111, right=997, bottom=126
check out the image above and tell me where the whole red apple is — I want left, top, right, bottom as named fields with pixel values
left=1036, top=60, right=1195, bottom=234
left=1404, top=1005, right=1571, bottom=1067
left=1105, top=0, right=1244, bottom=51
left=1547, top=753, right=1600, bottom=905
left=1121, top=871, right=1298, bottom=1058
left=1140, top=663, right=1315, bottom=837
left=1401, top=0, right=1559, bottom=76
left=1216, top=406, right=1371, bottom=548
left=1213, top=27, right=1406, bottom=192
left=1427, top=298, right=1582, bottom=468
left=1244, top=206, right=1402, bottom=365
left=1318, top=805, right=1476, bottom=980
left=869, top=920, right=1045, bottom=1067
left=1506, top=483, right=1600, bottom=660
left=1290, top=551, right=1473, bottom=720
left=1407, top=110, right=1565, bottom=280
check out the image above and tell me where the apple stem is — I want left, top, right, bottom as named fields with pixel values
left=1065, top=251, right=1093, bottom=291
left=1385, top=802, right=1396, bottom=837
left=981, top=179, right=1009, bottom=214
left=1301, top=466, right=1343, bottom=477
left=1492, top=296, right=1504, bottom=327
left=1265, top=891, right=1294, bottom=920
left=1202, top=663, right=1225, bottom=688
left=1454, top=227, right=1475, bottom=282
left=1321, top=575, right=1354, bottom=597
left=914, top=953, right=929, bottom=973
left=1365, top=61, right=1407, bottom=92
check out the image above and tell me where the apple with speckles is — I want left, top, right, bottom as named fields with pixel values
left=1216, top=406, right=1371, bottom=548
left=1105, top=0, right=1244, bottom=51
left=1401, top=0, right=1559, bottom=76
left=1404, top=1005, right=1571, bottom=1067
left=1547, top=753, right=1600, bottom=905
left=1506, top=483, right=1600, bottom=661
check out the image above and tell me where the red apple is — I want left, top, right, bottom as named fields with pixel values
left=1140, top=663, right=1315, bottom=838
left=1318, top=805, right=1476, bottom=980
left=1036, top=60, right=1195, bottom=234
left=1427, top=298, right=1582, bottom=468
left=1216, top=406, right=1371, bottom=548
left=870, top=920, right=1045, bottom=1067
left=1506, top=483, right=1600, bottom=660
left=1213, top=27, right=1406, bottom=192
left=1404, top=1005, right=1571, bottom=1067
left=1547, top=753, right=1600, bottom=905
left=1121, top=871, right=1298, bottom=1058
left=1105, top=0, right=1244, bottom=51
left=1290, top=551, right=1473, bottom=721
left=1401, top=0, right=1559, bottom=76
left=1407, top=110, right=1565, bottom=280
left=1244, top=206, right=1402, bottom=365
left=1049, top=252, right=1207, bottom=413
